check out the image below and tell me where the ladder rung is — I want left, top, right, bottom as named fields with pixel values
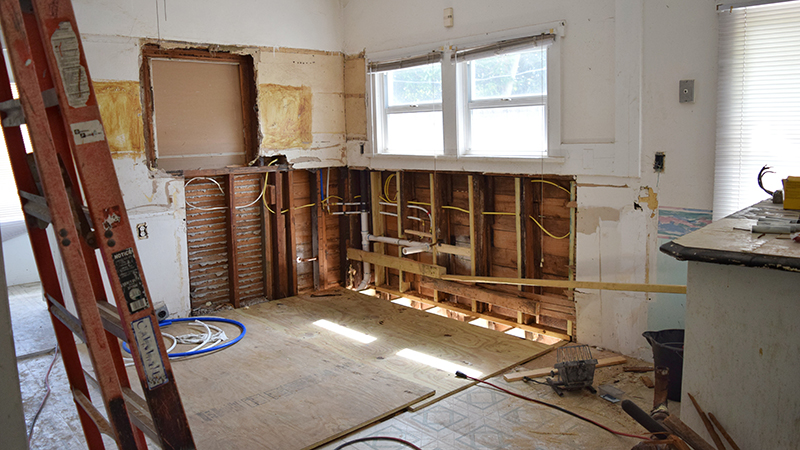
left=121, top=387, right=159, bottom=444
left=96, top=301, right=127, bottom=342
left=19, top=190, right=52, bottom=224
left=46, top=293, right=85, bottom=341
left=72, top=388, right=115, bottom=439
left=84, top=369, right=159, bottom=445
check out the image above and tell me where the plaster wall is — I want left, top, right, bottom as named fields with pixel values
left=342, top=0, right=718, bottom=358
left=68, top=1, right=347, bottom=316
left=5, top=0, right=720, bottom=356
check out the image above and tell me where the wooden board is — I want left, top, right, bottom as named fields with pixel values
left=503, top=356, right=627, bottom=382
left=233, top=289, right=552, bottom=411
left=126, top=308, right=433, bottom=450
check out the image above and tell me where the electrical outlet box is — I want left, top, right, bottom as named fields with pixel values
left=654, top=152, right=665, bottom=172
left=679, top=79, right=694, bottom=103
left=136, top=222, right=148, bottom=239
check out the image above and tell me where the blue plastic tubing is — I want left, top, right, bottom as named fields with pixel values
left=122, top=317, right=246, bottom=358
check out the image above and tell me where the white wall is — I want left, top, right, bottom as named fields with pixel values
left=342, top=0, right=718, bottom=359
left=57, top=0, right=720, bottom=356
left=74, top=0, right=343, bottom=51
left=69, top=0, right=346, bottom=317
left=2, top=233, right=38, bottom=286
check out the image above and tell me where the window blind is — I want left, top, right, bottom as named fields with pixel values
left=368, top=52, right=442, bottom=74
left=714, top=0, right=800, bottom=219
left=453, top=34, right=554, bottom=62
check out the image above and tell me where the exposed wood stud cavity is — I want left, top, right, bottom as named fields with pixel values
left=184, top=167, right=343, bottom=312
left=354, top=169, right=576, bottom=339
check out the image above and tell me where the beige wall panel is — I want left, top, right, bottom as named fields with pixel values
left=258, top=84, right=313, bottom=149
left=95, top=80, right=145, bottom=159
left=311, top=93, right=345, bottom=134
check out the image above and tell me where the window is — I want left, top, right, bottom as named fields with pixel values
left=369, top=54, right=443, bottom=155
left=456, top=37, right=551, bottom=157
left=142, top=46, right=257, bottom=172
left=714, top=1, right=800, bottom=219
left=369, top=33, right=556, bottom=158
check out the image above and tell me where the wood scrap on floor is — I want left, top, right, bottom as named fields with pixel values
left=503, top=355, right=627, bottom=382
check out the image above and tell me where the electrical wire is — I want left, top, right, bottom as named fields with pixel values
left=532, top=179, right=571, bottom=194
left=122, top=317, right=246, bottom=358
left=28, top=344, right=59, bottom=447
left=442, top=205, right=470, bottom=214
left=529, top=215, right=570, bottom=240
left=454, top=371, right=650, bottom=441
left=333, top=436, right=422, bottom=450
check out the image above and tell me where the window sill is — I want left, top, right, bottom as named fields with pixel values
left=371, top=153, right=565, bottom=164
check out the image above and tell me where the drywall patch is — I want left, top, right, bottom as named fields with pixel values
left=638, top=187, right=658, bottom=218
left=577, top=207, right=620, bottom=234
left=94, top=80, right=145, bottom=159
left=258, top=84, right=313, bottom=150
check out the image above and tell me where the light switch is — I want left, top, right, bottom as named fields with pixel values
left=680, top=79, right=694, bottom=103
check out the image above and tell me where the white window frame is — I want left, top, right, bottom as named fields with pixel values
left=367, top=23, right=563, bottom=161
left=370, top=56, right=444, bottom=156
left=455, top=37, right=553, bottom=158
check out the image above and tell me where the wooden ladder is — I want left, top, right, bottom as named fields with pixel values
left=0, top=0, right=195, bottom=448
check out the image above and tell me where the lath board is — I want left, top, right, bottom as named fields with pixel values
left=233, top=173, right=267, bottom=303
left=186, top=176, right=230, bottom=309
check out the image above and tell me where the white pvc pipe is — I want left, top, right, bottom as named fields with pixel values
left=355, top=211, right=372, bottom=290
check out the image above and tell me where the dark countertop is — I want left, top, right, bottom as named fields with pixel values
left=660, top=201, right=800, bottom=272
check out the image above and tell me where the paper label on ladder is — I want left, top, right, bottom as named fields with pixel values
left=112, top=248, right=149, bottom=314
left=50, top=22, right=90, bottom=108
left=132, top=317, right=169, bottom=389
left=70, top=120, right=105, bottom=146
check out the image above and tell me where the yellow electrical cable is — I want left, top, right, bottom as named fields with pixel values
left=321, top=195, right=342, bottom=205
left=294, top=203, right=316, bottom=211
left=442, top=205, right=470, bottom=214
left=482, top=211, right=515, bottom=216
left=408, top=200, right=431, bottom=206
left=529, top=215, right=570, bottom=240
left=383, top=173, right=398, bottom=203
left=531, top=179, right=571, bottom=194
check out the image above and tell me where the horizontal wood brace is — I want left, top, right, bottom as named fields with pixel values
left=419, top=278, right=539, bottom=316
left=443, top=275, right=687, bottom=294
left=347, top=248, right=446, bottom=278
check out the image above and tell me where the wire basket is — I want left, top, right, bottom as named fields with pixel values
left=554, top=344, right=597, bottom=390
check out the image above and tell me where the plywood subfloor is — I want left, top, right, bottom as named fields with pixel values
left=234, top=289, right=553, bottom=410
left=125, top=309, right=433, bottom=450
left=120, top=289, right=552, bottom=449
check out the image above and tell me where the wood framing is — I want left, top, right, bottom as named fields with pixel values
left=346, top=170, right=580, bottom=339
left=225, top=175, right=241, bottom=308
left=443, top=274, right=687, bottom=294
left=347, top=249, right=446, bottom=278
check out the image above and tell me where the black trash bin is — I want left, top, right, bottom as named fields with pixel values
left=643, top=329, right=684, bottom=402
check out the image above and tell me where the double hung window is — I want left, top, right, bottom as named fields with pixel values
left=369, top=54, right=443, bottom=155
left=369, top=33, right=555, bottom=158
left=456, top=36, right=551, bottom=157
